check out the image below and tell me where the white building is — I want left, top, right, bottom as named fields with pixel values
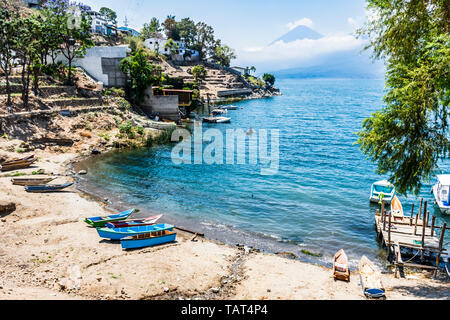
left=144, top=38, right=199, bottom=62
left=88, top=11, right=109, bottom=35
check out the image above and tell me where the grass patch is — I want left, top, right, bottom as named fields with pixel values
left=301, top=250, right=323, bottom=257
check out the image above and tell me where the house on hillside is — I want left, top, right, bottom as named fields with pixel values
left=144, top=38, right=199, bottom=62
left=231, top=66, right=250, bottom=76
left=117, top=27, right=141, bottom=37
left=22, top=0, right=39, bottom=8
left=88, top=10, right=109, bottom=35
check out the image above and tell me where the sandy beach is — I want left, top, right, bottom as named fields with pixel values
left=0, top=146, right=448, bottom=300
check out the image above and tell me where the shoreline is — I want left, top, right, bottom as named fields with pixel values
left=1, top=146, right=449, bottom=300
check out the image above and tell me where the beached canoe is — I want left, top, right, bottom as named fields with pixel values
left=25, top=182, right=73, bottom=193
left=390, top=195, right=404, bottom=221
left=0, top=154, right=35, bottom=165
left=0, top=158, right=36, bottom=172
left=121, top=230, right=177, bottom=249
left=97, top=223, right=174, bottom=240
left=12, top=177, right=56, bottom=186
left=105, top=214, right=163, bottom=228
left=333, top=249, right=350, bottom=281
left=359, top=256, right=385, bottom=299
left=84, top=208, right=136, bottom=228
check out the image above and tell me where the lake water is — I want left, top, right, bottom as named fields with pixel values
left=80, top=78, right=450, bottom=267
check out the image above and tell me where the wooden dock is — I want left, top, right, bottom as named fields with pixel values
left=375, top=199, right=448, bottom=277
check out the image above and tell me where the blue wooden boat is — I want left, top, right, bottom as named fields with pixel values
left=121, top=230, right=177, bottom=249
left=84, top=208, right=135, bottom=228
left=370, top=180, right=396, bottom=204
left=97, top=223, right=174, bottom=240
left=25, top=182, right=73, bottom=193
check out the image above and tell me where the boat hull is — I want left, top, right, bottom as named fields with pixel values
left=97, top=224, right=174, bottom=240
left=432, top=185, right=450, bottom=216
left=25, top=183, right=73, bottom=193
left=84, top=209, right=135, bottom=227
left=121, top=233, right=176, bottom=249
left=12, top=178, right=55, bottom=186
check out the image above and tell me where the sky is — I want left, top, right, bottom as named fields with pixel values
left=81, top=0, right=371, bottom=71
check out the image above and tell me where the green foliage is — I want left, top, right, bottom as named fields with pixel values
left=125, top=36, right=145, bottom=53
left=140, top=18, right=160, bottom=40
left=212, top=45, right=236, bottom=67
left=103, top=87, right=126, bottom=98
left=162, top=15, right=179, bottom=40
left=120, top=49, right=160, bottom=105
left=262, top=73, right=276, bottom=87
left=357, top=0, right=450, bottom=195
left=191, top=65, right=207, bottom=82
left=164, top=38, right=180, bottom=56
left=162, top=76, right=184, bottom=89
left=15, top=147, right=25, bottom=153
left=146, top=126, right=177, bottom=147
left=99, top=7, right=117, bottom=25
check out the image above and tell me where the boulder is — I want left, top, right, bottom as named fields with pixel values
left=0, top=202, right=16, bottom=216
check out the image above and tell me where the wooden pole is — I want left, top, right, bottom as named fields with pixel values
left=409, top=203, right=414, bottom=226
left=421, top=201, right=427, bottom=250
left=435, top=223, right=447, bottom=276
left=388, top=210, right=392, bottom=252
left=414, top=212, right=419, bottom=236
left=425, top=211, right=430, bottom=228
left=381, top=200, right=385, bottom=222
left=431, top=216, right=436, bottom=237
left=383, top=209, right=387, bottom=231
left=418, top=198, right=423, bottom=220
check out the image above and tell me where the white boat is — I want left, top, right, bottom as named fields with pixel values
left=219, top=105, right=238, bottom=110
left=432, top=175, right=450, bottom=215
left=370, top=180, right=396, bottom=204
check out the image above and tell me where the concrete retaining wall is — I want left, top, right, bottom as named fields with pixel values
left=141, top=87, right=181, bottom=121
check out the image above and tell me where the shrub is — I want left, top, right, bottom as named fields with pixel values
left=15, top=147, right=25, bottom=153
left=117, top=97, right=132, bottom=110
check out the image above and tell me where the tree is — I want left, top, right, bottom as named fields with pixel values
left=140, top=17, right=161, bottom=40
left=0, top=8, right=16, bottom=108
left=191, top=65, right=207, bottom=83
left=177, top=18, right=197, bottom=48
left=262, top=73, right=276, bottom=87
left=164, top=38, right=179, bottom=56
left=120, top=49, right=160, bottom=104
left=99, top=7, right=117, bottom=25
left=192, top=22, right=216, bottom=59
left=356, top=0, right=450, bottom=195
left=162, top=15, right=179, bottom=40
left=212, top=45, right=236, bottom=67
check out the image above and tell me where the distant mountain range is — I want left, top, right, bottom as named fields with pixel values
left=270, top=25, right=323, bottom=45
left=269, top=25, right=384, bottom=79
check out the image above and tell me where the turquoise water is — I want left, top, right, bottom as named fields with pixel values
left=82, top=78, right=450, bottom=266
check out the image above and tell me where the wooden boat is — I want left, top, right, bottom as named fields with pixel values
left=121, top=230, right=177, bottom=249
left=97, top=223, right=174, bottom=240
left=0, top=158, right=37, bottom=172
left=432, top=175, right=450, bottom=215
left=0, top=154, right=34, bottom=165
left=359, top=256, right=385, bottom=299
left=370, top=180, right=396, bottom=204
left=84, top=208, right=136, bottom=228
left=25, top=182, right=73, bottom=193
left=202, top=116, right=231, bottom=124
left=333, top=249, right=350, bottom=281
left=219, top=105, right=238, bottom=110
left=105, top=214, right=163, bottom=228
left=12, top=177, right=56, bottom=186
left=390, top=195, right=404, bottom=221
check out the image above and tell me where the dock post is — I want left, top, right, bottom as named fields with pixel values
left=414, top=213, right=419, bottom=236
left=418, top=198, right=423, bottom=220
left=425, top=211, right=430, bottom=228
left=388, top=210, right=392, bottom=255
left=381, top=200, right=385, bottom=222
left=420, top=201, right=427, bottom=261
left=409, top=203, right=414, bottom=226
left=431, top=216, right=436, bottom=237
left=435, top=223, right=447, bottom=277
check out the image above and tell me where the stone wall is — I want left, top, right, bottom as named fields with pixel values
left=141, top=87, right=181, bottom=121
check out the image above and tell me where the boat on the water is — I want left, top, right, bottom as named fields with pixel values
left=211, top=109, right=228, bottom=115
left=390, top=195, right=404, bottom=221
left=432, top=175, right=450, bottom=215
left=84, top=208, right=136, bottom=228
left=333, top=249, right=350, bottom=281
left=0, top=158, right=37, bottom=172
left=106, top=214, right=163, bottom=228
left=202, top=116, right=231, bottom=123
left=12, top=177, right=56, bottom=186
left=370, top=180, right=396, bottom=204
left=25, top=182, right=73, bottom=193
left=97, top=223, right=174, bottom=240
left=219, top=105, right=238, bottom=110
left=359, top=256, right=385, bottom=299
left=121, top=230, right=177, bottom=249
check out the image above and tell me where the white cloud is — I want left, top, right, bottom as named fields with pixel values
left=286, top=18, right=313, bottom=30
left=237, top=35, right=365, bottom=71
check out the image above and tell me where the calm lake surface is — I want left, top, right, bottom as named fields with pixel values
left=80, top=78, right=450, bottom=267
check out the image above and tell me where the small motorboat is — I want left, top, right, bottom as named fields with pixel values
left=370, top=180, right=396, bottom=204
left=219, top=105, right=238, bottom=110
left=106, top=214, right=163, bottom=228
left=84, top=208, right=136, bottom=228
left=333, top=249, right=350, bottom=281
left=12, top=177, right=56, bottom=186
left=97, top=223, right=174, bottom=240
left=390, top=195, right=404, bottom=221
left=202, top=116, right=231, bottom=123
left=121, top=230, right=177, bottom=249
left=25, top=182, right=73, bottom=193
left=211, top=109, right=228, bottom=115
left=359, top=256, right=385, bottom=299
left=432, top=175, right=450, bottom=215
